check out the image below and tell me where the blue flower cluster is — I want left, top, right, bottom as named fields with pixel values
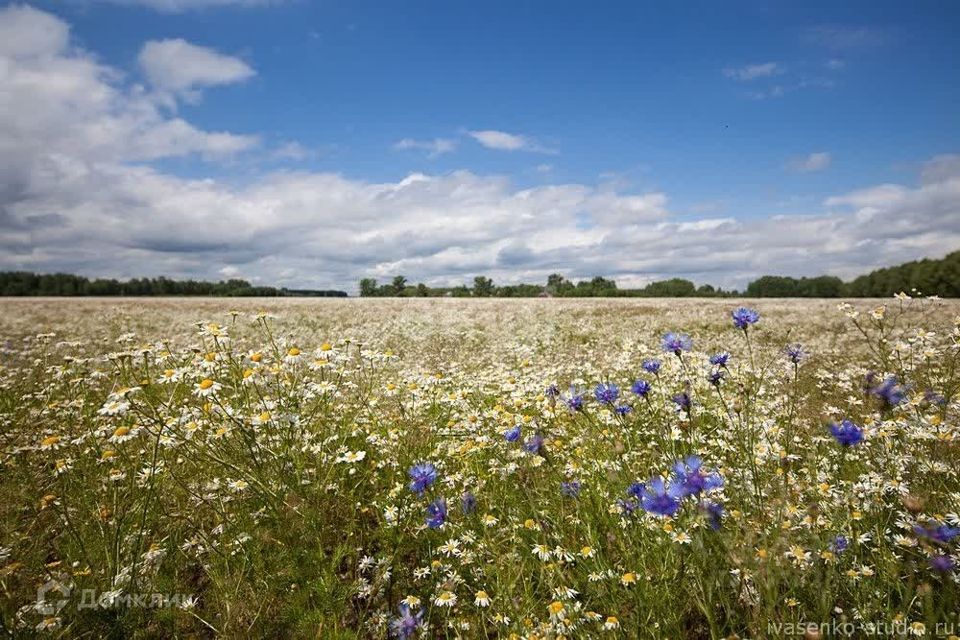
left=731, top=307, right=760, bottom=330
left=621, top=455, right=724, bottom=526
left=390, top=603, right=424, bottom=639
left=594, top=382, right=620, bottom=405
left=661, top=332, right=693, bottom=356
left=408, top=462, right=452, bottom=529
left=408, top=462, right=437, bottom=495
left=869, top=374, right=907, bottom=408
left=829, top=419, right=864, bottom=447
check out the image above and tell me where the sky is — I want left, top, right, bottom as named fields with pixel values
left=1, top=0, right=959, bottom=293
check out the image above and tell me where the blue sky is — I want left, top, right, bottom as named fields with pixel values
left=2, top=1, right=959, bottom=290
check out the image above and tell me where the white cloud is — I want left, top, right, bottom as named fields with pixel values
left=0, top=5, right=70, bottom=58
left=139, top=38, right=255, bottom=98
left=920, top=154, right=960, bottom=185
left=787, top=152, right=832, bottom=173
left=394, top=137, right=458, bottom=158
left=1, top=7, right=957, bottom=293
left=271, top=141, right=311, bottom=161
left=722, top=62, right=782, bottom=81
left=467, top=130, right=556, bottom=154
left=0, top=6, right=256, bottom=188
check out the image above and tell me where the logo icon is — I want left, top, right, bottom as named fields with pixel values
left=35, top=578, right=71, bottom=616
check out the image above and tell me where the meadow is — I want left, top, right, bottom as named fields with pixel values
left=0, top=297, right=958, bottom=638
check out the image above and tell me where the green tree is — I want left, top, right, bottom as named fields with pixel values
left=359, top=278, right=378, bottom=297
left=643, top=278, right=696, bottom=297
left=473, top=276, right=495, bottom=297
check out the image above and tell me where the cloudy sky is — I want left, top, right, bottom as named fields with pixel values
left=1, top=1, right=958, bottom=292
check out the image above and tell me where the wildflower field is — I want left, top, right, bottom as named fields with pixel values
left=1, top=296, right=959, bottom=639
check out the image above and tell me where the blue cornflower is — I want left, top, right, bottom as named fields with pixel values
left=561, top=481, right=582, bottom=498
left=786, top=344, right=805, bottom=364
left=503, top=425, right=522, bottom=442
left=389, top=603, right=424, bottom=639
left=425, top=497, right=447, bottom=529
left=639, top=476, right=683, bottom=517
left=870, top=375, right=906, bottom=408
left=545, top=384, right=560, bottom=398
left=524, top=434, right=545, bottom=455
left=913, top=521, right=960, bottom=543
left=615, top=404, right=633, bottom=416
left=631, top=379, right=651, bottom=397
left=564, top=386, right=585, bottom=411
left=594, top=382, right=620, bottom=404
left=626, top=481, right=645, bottom=499
left=672, top=392, right=692, bottom=412
left=672, top=456, right=723, bottom=497
left=408, top=462, right=437, bottom=495
left=662, top=332, right=693, bottom=355
left=930, top=554, right=956, bottom=573
left=831, top=535, right=849, bottom=554
left=732, top=307, right=760, bottom=330
left=709, top=352, right=731, bottom=367
left=642, top=359, right=662, bottom=374
left=700, top=500, right=724, bottom=530
left=461, top=491, right=477, bottom=514
left=708, top=370, right=725, bottom=387
left=924, top=389, right=947, bottom=407
left=829, top=419, right=864, bottom=447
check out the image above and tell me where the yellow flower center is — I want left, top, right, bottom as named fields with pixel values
left=113, top=426, right=130, bottom=438
left=287, top=347, right=301, bottom=357
left=199, top=379, right=215, bottom=390
left=40, top=435, right=60, bottom=447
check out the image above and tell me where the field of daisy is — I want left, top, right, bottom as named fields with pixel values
left=1, top=296, right=958, bottom=638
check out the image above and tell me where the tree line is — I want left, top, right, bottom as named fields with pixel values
left=3, top=250, right=955, bottom=298
left=359, top=250, right=960, bottom=298
left=0, top=272, right=347, bottom=297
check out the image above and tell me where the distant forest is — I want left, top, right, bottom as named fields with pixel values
left=2, top=250, right=956, bottom=298
left=359, top=250, right=960, bottom=298
left=0, top=273, right=347, bottom=297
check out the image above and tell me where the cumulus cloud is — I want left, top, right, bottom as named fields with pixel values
left=787, top=152, right=832, bottom=173
left=467, top=130, right=556, bottom=154
left=920, top=154, right=960, bottom=185
left=1, top=7, right=957, bottom=293
left=0, top=4, right=70, bottom=57
left=723, top=62, right=782, bottom=81
left=0, top=6, right=257, bottom=173
left=139, top=38, right=255, bottom=99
